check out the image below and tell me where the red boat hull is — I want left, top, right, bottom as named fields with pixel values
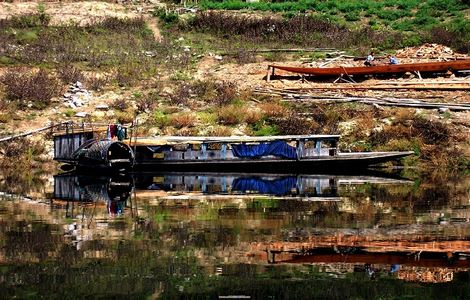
left=269, top=59, right=470, bottom=76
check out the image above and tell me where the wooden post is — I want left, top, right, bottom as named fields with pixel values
left=296, top=139, right=304, bottom=160
left=266, top=66, right=271, bottom=82
left=221, top=143, right=227, bottom=159
left=201, top=143, right=207, bottom=160
left=315, top=140, right=321, bottom=156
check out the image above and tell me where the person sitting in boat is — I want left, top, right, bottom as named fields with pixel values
left=364, top=52, right=374, bottom=66
left=388, top=55, right=399, bottom=65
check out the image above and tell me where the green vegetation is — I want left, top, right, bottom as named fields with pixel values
left=191, top=0, right=470, bottom=52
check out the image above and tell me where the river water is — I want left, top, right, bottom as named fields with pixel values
left=0, top=171, right=469, bottom=298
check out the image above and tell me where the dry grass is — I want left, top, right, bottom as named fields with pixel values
left=111, top=98, right=130, bottom=111
left=258, top=102, right=288, bottom=118
left=85, top=74, right=110, bottom=91
left=135, top=92, right=160, bottom=113
left=271, top=112, right=319, bottom=135
left=243, top=109, right=264, bottom=125
left=217, top=105, right=245, bottom=125
left=208, top=125, right=232, bottom=136
left=56, top=64, right=84, bottom=84
left=212, top=81, right=237, bottom=106
left=170, top=113, right=197, bottom=129
left=411, top=117, right=450, bottom=145
left=175, top=127, right=198, bottom=136
left=170, top=82, right=192, bottom=106
left=115, top=110, right=135, bottom=124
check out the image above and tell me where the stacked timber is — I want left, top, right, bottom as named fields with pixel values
left=254, top=87, right=470, bottom=111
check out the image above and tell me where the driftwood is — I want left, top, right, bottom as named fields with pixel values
left=254, top=88, right=470, bottom=111
left=222, top=47, right=338, bottom=55
left=319, top=55, right=345, bottom=67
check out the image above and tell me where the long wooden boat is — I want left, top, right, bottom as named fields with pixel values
left=53, top=127, right=413, bottom=173
left=126, top=135, right=412, bottom=173
left=269, top=59, right=470, bottom=77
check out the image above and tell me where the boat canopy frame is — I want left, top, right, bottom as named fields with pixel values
left=127, top=135, right=341, bottom=161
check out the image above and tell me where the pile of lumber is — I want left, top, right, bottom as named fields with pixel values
left=254, top=88, right=470, bottom=111
left=395, top=43, right=463, bottom=59
left=270, top=80, right=470, bottom=91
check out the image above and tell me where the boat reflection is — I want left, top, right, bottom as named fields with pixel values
left=53, top=174, right=133, bottom=215
left=54, top=172, right=411, bottom=205
left=267, top=247, right=470, bottom=283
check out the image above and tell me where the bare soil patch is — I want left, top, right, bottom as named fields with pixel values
left=0, top=1, right=138, bottom=25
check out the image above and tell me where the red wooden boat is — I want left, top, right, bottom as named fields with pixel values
left=269, top=59, right=470, bottom=77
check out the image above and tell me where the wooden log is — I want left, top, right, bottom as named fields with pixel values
left=376, top=80, right=470, bottom=85
left=281, top=85, right=470, bottom=91
left=0, top=123, right=67, bottom=143
left=281, top=97, right=470, bottom=111
left=260, top=88, right=470, bottom=111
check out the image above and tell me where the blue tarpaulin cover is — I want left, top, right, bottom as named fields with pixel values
left=232, top=176, right=297, bottom=195
left=231, top=141, right=297, bottom=159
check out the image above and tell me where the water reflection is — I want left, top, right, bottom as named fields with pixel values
left=54, top=174, right=132, bottom=215
left=1, top=171, right=470, bottom=297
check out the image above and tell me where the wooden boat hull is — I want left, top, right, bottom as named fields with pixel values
left=269, top=59, right=470, bottom=76
left=133, top=151, right=413, bottom=173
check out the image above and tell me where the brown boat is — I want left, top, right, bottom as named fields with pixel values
left=269, top=59, right=470, bottom=77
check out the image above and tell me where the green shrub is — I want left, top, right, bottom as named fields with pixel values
left=154, top=110, right=170, bottom=127
left=251, top=123, right=279, bottom=136
left=0, top=56, right=14, bottom=65
left=63, top=109, right=74, bottom=117
left=6, top=13, right=49, bottom=28
left=154, top=9, right=179, bottom=25
left=16, top=30, right=38, bottom=44
left=0, top=114, right=9, bottom=123
left=392, top=20, right=414, bottom=31
left=344, top=12, right=361, bottom=22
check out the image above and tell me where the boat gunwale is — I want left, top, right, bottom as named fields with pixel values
left=136, top=151, right=414, bottom=164
left=123, top=134, right=341, bottom=146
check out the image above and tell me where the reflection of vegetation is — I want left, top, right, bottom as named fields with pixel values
left=0, top=137, right=52, bottom=194
left=2, top=254, right=470, bottom=298
left=196, top=207, right=219, bottom=221
left=153, top=209, right=168, bottom=223
left=248, top=198, right=280, bottom=210
left=1, top=173, right=470, bottom=297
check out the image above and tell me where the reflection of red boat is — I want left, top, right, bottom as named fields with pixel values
left=268, top=59, right=470, bottom=77
left=276, top=251, right=470, bottom=269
